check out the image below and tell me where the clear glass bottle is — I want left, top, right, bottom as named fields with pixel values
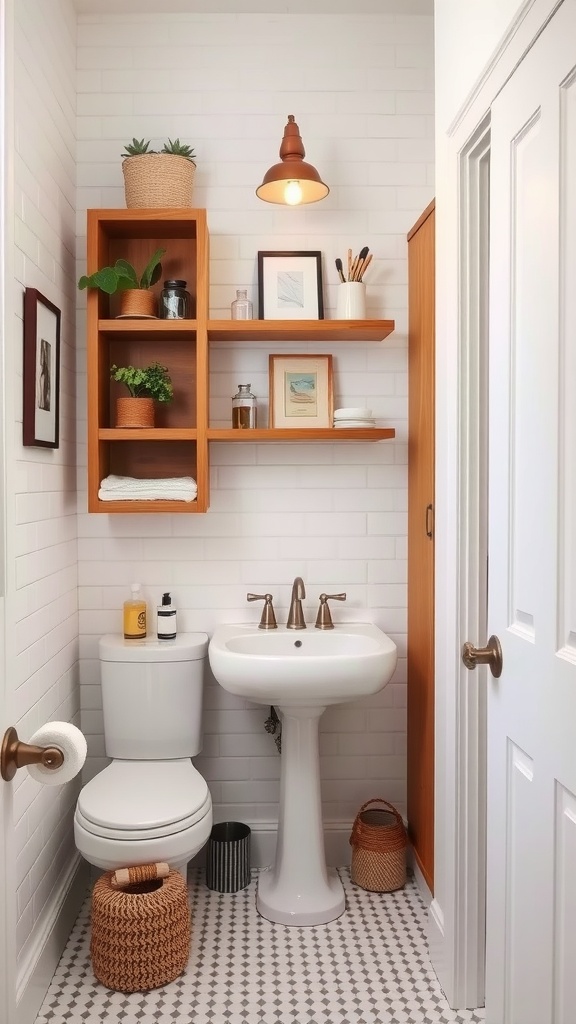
left=231, top=289, right=253, bottom=320
left=232, top=384, right=257, bottom=429
left=160, top=279, right=191, bottom=319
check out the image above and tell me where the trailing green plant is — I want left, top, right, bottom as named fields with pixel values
left=110, top=363, right=174, bottom=403
left=121, top=138, right=196, bottom=163
left=78, top=248, right=165, bottom=295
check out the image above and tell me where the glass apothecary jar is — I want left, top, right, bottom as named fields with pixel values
left=231, top=289, right=253, bottom=320
left=160, top=279, right=191, bottom=319
left=232, top=384, right=257, bottom=429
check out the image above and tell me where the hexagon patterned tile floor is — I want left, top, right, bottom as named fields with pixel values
left=35, top=868, right=486, bottom=1024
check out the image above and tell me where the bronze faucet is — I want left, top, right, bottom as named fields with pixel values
left=247, top=592, right=277, bottom=629
left=286, top=577, right=306, bottom=629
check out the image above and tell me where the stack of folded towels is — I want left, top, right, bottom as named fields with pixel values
left=98, top=475, right=198, bottom=502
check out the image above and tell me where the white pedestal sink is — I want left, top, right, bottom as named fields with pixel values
left=208, top=623, right=397, bottom=926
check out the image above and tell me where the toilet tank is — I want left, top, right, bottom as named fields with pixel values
left=99, top=633, right=209, bottom=759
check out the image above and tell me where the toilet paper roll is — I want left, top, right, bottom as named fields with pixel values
left=26, top=722, right=87, bottom=786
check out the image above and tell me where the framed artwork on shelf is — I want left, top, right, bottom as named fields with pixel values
left=23, top=288, right=61, bottom=448
left=269, top=354, right=333, bottom=428
left=258, top=250, right=324, bottom=320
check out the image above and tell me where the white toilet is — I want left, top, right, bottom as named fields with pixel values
left=74, top=633, right=213, bottom=874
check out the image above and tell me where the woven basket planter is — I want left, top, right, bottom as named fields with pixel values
left=90, top=863, right=190, bottom=992
left=122, top=153, right=196, bottom=208
left=115, top=396, right=154, bottom=428
left=349, top=798, right=407, bottom=893
left=119, top=288, right=157, bottom=318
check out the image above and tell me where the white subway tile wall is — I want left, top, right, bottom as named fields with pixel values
left=75, top=14, right=433, bottom=833
left=12, top=0, right=79, bottom=975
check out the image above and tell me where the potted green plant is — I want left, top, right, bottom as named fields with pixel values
left=121, top=138, right=196, bottom=209
left=110, top=362, right=174, bottom=428
left=78, top=248, right=165, bottom=318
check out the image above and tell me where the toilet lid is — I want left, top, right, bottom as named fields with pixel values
left=77, top=760, right=210, bottom=837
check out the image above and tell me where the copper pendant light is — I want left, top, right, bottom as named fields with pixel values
left=256, top=115, right=329, bottom=206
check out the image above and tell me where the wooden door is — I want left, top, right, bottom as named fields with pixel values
left=407, top=201, right=435, bottom=892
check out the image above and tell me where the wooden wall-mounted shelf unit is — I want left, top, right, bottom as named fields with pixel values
left=86, top=209, right=396, bottom=514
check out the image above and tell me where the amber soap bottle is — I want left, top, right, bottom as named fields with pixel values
left=123, top=583, right=147, bottom=639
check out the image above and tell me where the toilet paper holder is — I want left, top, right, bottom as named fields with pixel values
left=1, top=726, right=64, bottom=781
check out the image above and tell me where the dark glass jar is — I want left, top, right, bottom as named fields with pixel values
left=160, top=279, right=191, bottom=319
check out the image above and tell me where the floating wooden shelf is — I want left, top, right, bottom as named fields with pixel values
left=207, top=319, right=395, bottom=343
left=207, top=428, right=395, bottom=442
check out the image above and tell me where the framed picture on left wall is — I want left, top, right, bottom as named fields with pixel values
left=23, top=288, right=61, bottom=448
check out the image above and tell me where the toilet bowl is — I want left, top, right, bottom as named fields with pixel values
left=74, top=633, right=213, bottom=874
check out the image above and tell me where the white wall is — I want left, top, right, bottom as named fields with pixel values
left=76, top=12, right=434, bottom=835
left=10, top=0, right=80, bottom=987
left=434, top=0, right=524, bottom=130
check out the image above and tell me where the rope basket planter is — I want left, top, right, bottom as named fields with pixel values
left=349, top=798, right=407, bottom=893
left=90, top=862, right=190, bottom=992
left=115, top=397, right=155, bottom=428
left=122, top=154, right=196, bottom=208
left=119, top=288, right=157, bottom=318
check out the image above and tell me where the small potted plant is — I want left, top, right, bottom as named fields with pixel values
left=78, top=248, right=165, bottom=318
left=110, top=362, right=174, bottom=428
left=121, top=138, right=196, bottom=208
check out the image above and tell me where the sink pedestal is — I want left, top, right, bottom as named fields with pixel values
left=257, top=705, right=345, bottom=926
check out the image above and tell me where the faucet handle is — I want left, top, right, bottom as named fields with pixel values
left=315, top=592, right=346, bottom=630
left=247, top=593, right=278, bottom=630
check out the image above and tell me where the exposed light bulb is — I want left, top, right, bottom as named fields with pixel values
left=284, top=180, right=303, bottom=205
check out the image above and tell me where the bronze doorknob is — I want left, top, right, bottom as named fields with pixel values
left=462, top=635, right=503, bottom=678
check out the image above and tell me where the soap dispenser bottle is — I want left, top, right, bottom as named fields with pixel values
left=123, top=583, right=147, bottom=640
left=157, top=592, right=177, bottom=640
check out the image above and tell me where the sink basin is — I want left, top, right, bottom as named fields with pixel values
left=208, top=623, right=397, bottom=706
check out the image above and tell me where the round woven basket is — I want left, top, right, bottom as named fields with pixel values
left=90, top=863, right=190, bottom=992
left=122, top=153, right=195, bottom=208
left=349, top=798, right=407, bottom=892
left=115, top=396, right=154, bottom=428
left=119, top=289, right=156, bottom=318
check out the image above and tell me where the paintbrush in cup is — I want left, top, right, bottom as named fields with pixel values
left=335, top=257, right=346, bottom=283
left=355, top=251, right=373, bottom=281
left=353, top=247, right=369, bottom=280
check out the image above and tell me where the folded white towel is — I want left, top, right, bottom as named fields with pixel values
left=98, top=474, right=197, bottom=503
left=100, top=474, right=197, bottom=493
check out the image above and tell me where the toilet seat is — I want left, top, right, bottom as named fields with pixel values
left=76, top=759, right=210, bottom=841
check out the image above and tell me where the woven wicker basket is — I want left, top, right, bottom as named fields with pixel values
left=90, top=862, right=190, bottom=992
left=119, top=288, right=157, bottom=318
left=122, top=153, right=195, bottom=208
left=349, top=798, right=407, bottom=892
left=115, top=396, right=154, bottom=428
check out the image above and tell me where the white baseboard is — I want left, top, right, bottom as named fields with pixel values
left=193, top=820, right=353, bottom=870
left=17, top=854, right=89, bottom=1024
left=428, top=896, right=451, bottom=1002
left=411, top=854, right=433, bottom=906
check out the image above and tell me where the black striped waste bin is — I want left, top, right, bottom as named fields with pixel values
left=205, top=822, right=251, bottom=893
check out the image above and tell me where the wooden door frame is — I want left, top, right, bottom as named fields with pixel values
left=431, top=0, right=564, bottom=1008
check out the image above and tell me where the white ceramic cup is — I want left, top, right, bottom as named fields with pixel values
left=336, top=281, right=366, bottom=319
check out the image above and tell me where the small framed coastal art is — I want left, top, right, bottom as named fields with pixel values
left=258, top=251, right=324, bottom=320
left=23, top=287, right=61, bottom=448
left=269, top=354, right=333, bottom=428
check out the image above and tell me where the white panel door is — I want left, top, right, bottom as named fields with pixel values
left=486, top=3, right=576, bottom=1022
